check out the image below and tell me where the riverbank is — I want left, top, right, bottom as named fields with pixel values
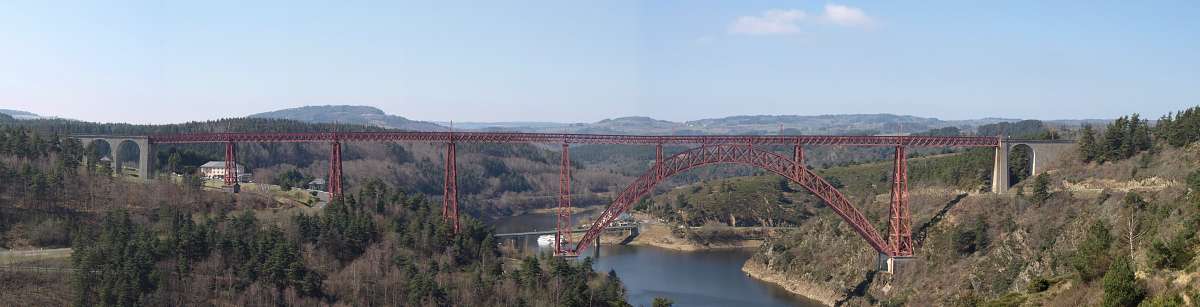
left=521, top=205, right=602, bottom=215
left=626, top=222, right=764, bottom=251
left=741, top=260, right=841, bottom=306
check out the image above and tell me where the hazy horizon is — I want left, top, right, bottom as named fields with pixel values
left=4, top=1, right=1198, bottom=124
left=6, top=104, right=1124, bottom=126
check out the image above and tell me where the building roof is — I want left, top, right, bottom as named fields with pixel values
left=309, top=178, right=326, bottom=185
left=200, top=161, right=241, bottom=168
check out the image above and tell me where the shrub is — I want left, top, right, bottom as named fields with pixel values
left=982, top=293, right=1026, bottom=307
left=28, top=218, right=71, bottom=247
left=1123, top=192, right=1146, bottom=209
left=1147, top=232, right=1195, bottom=270
left=1025, top=277, right=1051, bottom=293
left=1138, top=292, right=1184, bottom=307
left=652, top=297, right=674, bottom=307
left=1187, top=169, right=1200, bottom=195
left=953, top=217, right=990, bottom=255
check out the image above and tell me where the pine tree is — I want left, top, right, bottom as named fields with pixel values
left=1101, top=117, right=1128, bottom=163
left=167, top=152, right=182, bottom=174
left=1101, top=256, right=1143, bottom=307
left=1030, top=174, right=1051, bottom=204
left=1078, top=124, right=1099, bottom=163
left=1131, top=118, right=1152, bottom=154
left=1073, top=220, right=1113, bottom=282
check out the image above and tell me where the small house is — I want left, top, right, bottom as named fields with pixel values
left=199, top=161, right=245, bottom=180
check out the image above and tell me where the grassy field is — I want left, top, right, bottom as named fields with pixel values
left=0, top=248, right=72, bottom=267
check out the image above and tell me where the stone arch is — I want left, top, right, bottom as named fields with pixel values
left=1008, top=143, right=1034, bottom=186
left=991, top=140, right=1076, bottom=193
left=83, top=139, right=114, bottom=163
left=74, top=136, right=155, bottom=179
left=115, top=140, right=142, bottom=174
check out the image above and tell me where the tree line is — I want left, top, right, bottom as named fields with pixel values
left=1077, top=106, right=1200, bottom=164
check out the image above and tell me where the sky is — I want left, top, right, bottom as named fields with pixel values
left=2, top=1, right=1199, bottom=124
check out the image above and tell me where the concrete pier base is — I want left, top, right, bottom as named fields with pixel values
left=878, top=254, right=915, bottom=274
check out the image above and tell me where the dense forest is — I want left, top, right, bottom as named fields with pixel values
left=68, top=191, right=632, bottom=306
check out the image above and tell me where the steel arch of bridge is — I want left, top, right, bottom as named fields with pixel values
left=568, top=144, right=903, bottom=257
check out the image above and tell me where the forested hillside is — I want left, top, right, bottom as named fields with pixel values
left=0, top=125, right=633, bottom=306
left=2, top=117, right=639, bottom=218
left=248, top=105, right=446, bottom=131
left=636, top=107, right=1200, bottom=306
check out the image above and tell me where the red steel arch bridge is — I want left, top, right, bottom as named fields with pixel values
left=86, top=131, right=1008, bottom=264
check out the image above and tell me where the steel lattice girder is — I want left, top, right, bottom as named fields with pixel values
left=888, top=146, right=914, bottom=257
left=329, top=142, right=344, bottom=198
left=571, top=144, right=893, bottom=256
left=146, top=132, right=1001, bottom=147
left=556, top=143, right=573, bottom=255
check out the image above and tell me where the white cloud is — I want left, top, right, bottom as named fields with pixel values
left=728, top=9, right=807, bottom=35
left=821, top=4, right=873, bottom=27
left=728, top=4, right=873, bottom=36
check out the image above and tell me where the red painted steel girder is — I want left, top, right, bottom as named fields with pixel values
left=223, top=142, right=237, bottom=187
left=571, top=144, right=892, bottom=256
left=888, top=146, right=914, bottom=257
left=442, top=142, right=460, bottom=233
left=148, top=132, right=1000, bottom=147
left=555, top=143, right=572, bottom=256
left=329, top=141, right=344, bottom=199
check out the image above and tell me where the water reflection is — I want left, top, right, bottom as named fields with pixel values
left=491, top=210, right=822, bottom=307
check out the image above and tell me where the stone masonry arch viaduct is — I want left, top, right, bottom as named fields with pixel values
left=990, top=139, right=1075, bottom=194
left=74, top=135, right=156, bottom=179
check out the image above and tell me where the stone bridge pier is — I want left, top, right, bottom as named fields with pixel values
left=991, top=139, right=1075, bottom=193
left=74, top=136, right=156, bottom=179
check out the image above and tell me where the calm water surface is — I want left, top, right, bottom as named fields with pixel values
left=492, top=211, right=823, bottom=307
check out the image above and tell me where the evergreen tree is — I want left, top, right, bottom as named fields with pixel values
left=1101, top=256, right=1143, bottom=307
left=1009, top=146, right=1033, bottom=185
left=1102, top=116, right=1129, bottom=162
left=1072, top=220, right=1113, bottom=283
left=166, top=152, right=181, bottom=174
left=652, top=297, right=675, bottom=307
left=1030, top=174, right=1051, bottom=204
left=1187, top=169, right=1200, bottom=196
left=1078, top=124, right=1099, bottom=162
left=1156, top=106, right=1200, bottom=147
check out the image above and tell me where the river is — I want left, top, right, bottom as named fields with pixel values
left=492, top=209, right=823, bottom=307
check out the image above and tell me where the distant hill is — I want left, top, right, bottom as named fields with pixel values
left=248, top=105, right=445, bottom=131
left=241, top=104, right=1092, bottom=136
left=463, top=113, right=1021, bottom=135
left=0, top=109, right=46, bottom=120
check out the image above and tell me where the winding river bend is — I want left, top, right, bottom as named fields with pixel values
left=492, top=209, right=823, bottom=307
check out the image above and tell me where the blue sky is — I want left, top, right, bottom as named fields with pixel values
left=2, top=1, right=1198, bottom=124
